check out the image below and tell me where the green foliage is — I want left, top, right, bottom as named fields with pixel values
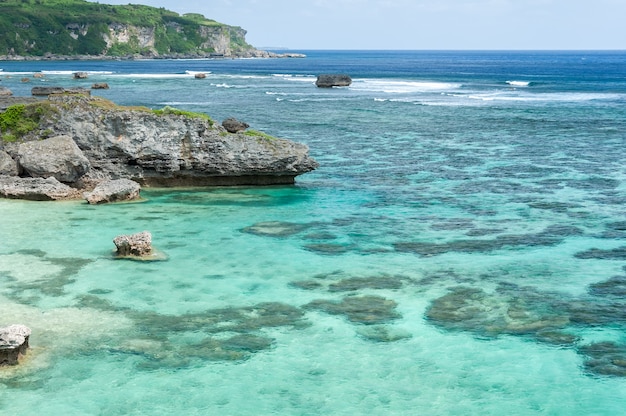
left=244, top=130, right=277, bottom=141
left=0, top=0, right=254, bottom=56
left=0, top=102, right=57, bottom=142
left=153, top=106, right=214, bottom=126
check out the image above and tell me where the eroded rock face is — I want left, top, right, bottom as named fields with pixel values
left=17, top=135, right=90, bottom=182
left=0, top=324, right=31, bottom=366
left=316, top=74, right=352, bottom=88
left=84, top=178, right=141, bottom=204
left=114, top=231, right=152, bottom=257
left=0, top=176, right=80, bottom=200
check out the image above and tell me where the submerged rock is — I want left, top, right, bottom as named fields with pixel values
left=355, top=325, right=412, bottom=343
left=84, top=178, right=141, bottom=204
left=113, top=231, right=153, bottom=257
left=241, top=221, right=310, bottom=237
left=425, top=286, right=570, bottom=338
left=304, top=295, right=401, bottom=325
left=0, top=324, right=31, bottom=366
left=579, top=342, right=626, bottom=377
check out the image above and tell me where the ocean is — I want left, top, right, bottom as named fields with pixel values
left=1, top=50, right=626, bottom=415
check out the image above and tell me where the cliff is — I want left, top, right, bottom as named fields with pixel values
left=0, top=0, right=260, bottom=58
left=0, top=94, right=318, bottom=199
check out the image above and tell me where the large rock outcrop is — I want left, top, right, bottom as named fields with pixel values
left=0, top=324, right=31, bottom=366
left=17, top=135, right=91, bottom=183
left=11, top=95, right=317, bottom=187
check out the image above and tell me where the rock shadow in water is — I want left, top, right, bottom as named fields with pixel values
left=395, top=225, right=583, bottom=257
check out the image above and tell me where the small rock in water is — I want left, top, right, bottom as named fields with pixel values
left=113, top=231, right=153, bottom=257
left=0, top=324, right=31, bottom=366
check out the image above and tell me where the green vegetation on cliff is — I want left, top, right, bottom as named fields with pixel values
left=0, top=0, right=254, bottom=57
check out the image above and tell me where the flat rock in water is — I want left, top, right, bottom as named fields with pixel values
left=0, top=176, right=80, bottom=200
left=84, top=178, right=141, bottom=204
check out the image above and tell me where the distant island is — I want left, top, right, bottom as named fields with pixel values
left=0, top=0, right=303, bottom=60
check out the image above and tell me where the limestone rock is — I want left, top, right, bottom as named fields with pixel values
left=40, top=95, right=318, bottom=186
left=73, top=72, right=88, bottom=79
left=316, top=74, right=352, bottom=88
left=91, top=83, right=109, bottom=90
left=31, top=86, right=65, bottom=96
left=0, top=176, right=80, bottom=200
left=0, top=324, right=31, bottom=366
left=222, top=117, right=249, bottom=133
left=32, top=86, right=91, bottom=96
left=84, top=178, right=141, bottom=204
left=114, top=231, right=152, bottom=257
left=0, top=150, right=18, bottom=176
left=194, top=73, right=206, bottom=79
left=17, top=135, right=90, bottom=182
left=0, top=86, right=12, bottom=97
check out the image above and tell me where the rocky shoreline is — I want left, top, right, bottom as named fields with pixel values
left=0, top=92, right=318, bottom=201
left=0, top=49, right=306, bottom=62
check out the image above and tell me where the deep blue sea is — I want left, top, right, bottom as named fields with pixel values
left=1, top=50, right=626, bottom=415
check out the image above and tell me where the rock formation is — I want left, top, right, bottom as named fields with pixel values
left=0, top=150, right=18, bottom=176
left=114, top=231, right=152, bottom=257
left=0, top=94, right=317, bottom=200
left=73, top=72, right=88, bottom=79
left=0, top=87, right=12, bottom=97
left=92, top=83, right=110, bottom=90
left=17, top=135, right=91, bottom=182
left=316, top=74, right=352, bottom=88
left=84, top=178, right=141, bottom=204
left=222, top=117, right=249, bottom=133
left=31, top=86, right=91, bottom=96
left=0, top=324, right=31, bottom=366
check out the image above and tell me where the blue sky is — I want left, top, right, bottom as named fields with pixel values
left=98, top=0, right=625, bottom=50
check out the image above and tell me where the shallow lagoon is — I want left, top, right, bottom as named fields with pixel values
left=2, top=51, right=626, bottom=414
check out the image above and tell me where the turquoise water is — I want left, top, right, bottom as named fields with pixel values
left=1, top=51, right=626, bottom=414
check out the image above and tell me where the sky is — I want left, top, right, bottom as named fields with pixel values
left=98, top=0, right=626, bottom=50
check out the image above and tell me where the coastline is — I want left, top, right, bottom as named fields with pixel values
left=0, top=49, right=306, bottom=62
